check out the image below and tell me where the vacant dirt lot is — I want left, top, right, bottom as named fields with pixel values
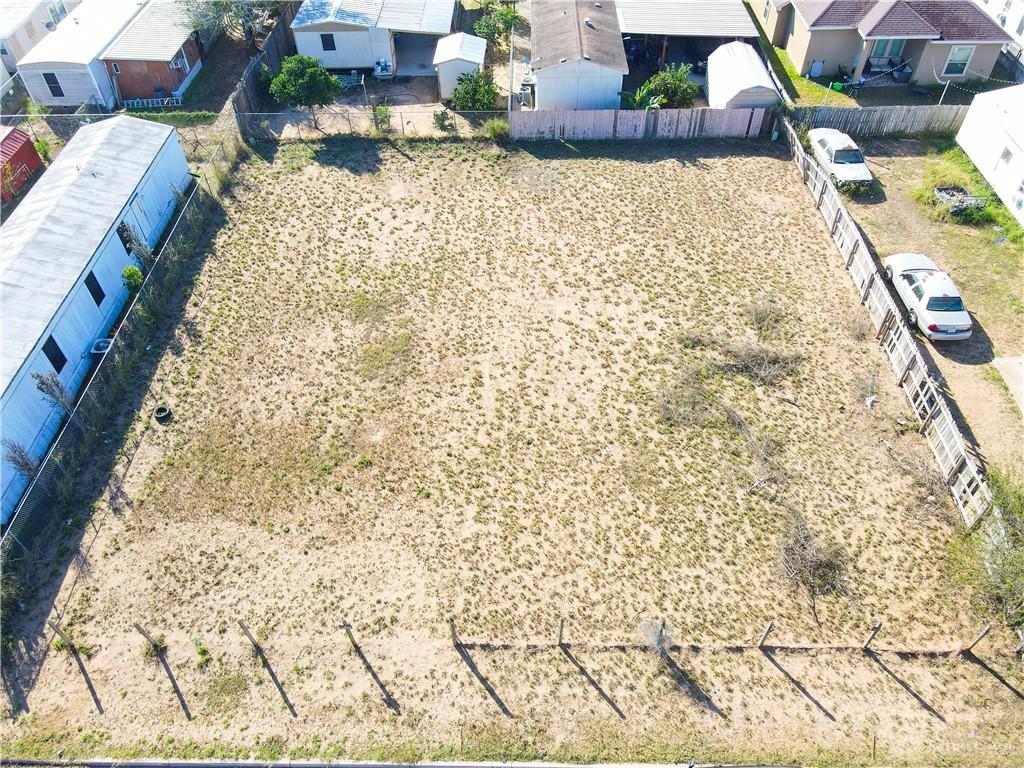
left=3, top=139, right=1022, bottom=765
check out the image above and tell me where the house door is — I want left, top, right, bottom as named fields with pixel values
left=131, top=192, right=154, bottom=237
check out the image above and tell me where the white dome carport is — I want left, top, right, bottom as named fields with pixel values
left=706, top=41, right=780, bottom=109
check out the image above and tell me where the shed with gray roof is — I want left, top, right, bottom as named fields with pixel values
left=529, top=0, right=628, bottom=110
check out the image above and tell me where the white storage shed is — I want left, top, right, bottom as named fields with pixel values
left=433, top=32, right=485, bottom=99
left=0, top=116, right=189, bottom=522
left=706, top=41, right=779, bottom=109
left=956, top=84, right=1024, bottom=227
left=530, top=0, right=629, bottom=111
left=293, top=0, right=455, bottom=77
left=16, top=0, right=145, bottom=109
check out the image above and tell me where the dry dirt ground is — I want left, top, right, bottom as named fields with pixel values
left=847, top=138, right=1024, bottom=475
left=2, top=139, right=1022, bottom=766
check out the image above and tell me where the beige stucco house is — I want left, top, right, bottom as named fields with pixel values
left=757, top=0, right=1011, bottom=85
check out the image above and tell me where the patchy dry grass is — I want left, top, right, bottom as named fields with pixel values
left=3, top=139, right=1021, bottom=765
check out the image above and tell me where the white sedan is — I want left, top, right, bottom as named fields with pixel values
left=882, top=253, right=973, bottom=341
left=808, top=128, right=873, bottom=183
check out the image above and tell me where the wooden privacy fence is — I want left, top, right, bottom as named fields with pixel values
left=509, top=107, right=770, bottom=141
left=794, top=104, right=969, bottom=136
left=779, top=118, right=996, bottom=533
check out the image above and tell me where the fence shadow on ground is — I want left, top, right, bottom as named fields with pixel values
left=559, top=644, right=625, bottom=720
left=515, top=136, right=788, bottom=167
left=760, top=648, right=836, bottom=722
left=865, top=649, right=944, bottom=721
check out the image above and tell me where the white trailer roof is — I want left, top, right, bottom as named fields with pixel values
left=707, top=41, right=779, bottom=108
left=293, top=0, right=455, bottom=35
left=967, top=83, right=1024, bottom=142
left=18, top=0, right=144, bottom=66
left=433, top=32, right=486, bottom=64
left=101, top=0, right=192, bottom=62
left=615, top=0, right=757, bottom=37
left=0, top=116, right=174, bottom=394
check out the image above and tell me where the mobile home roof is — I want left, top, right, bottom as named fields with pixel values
left=615, top=0, right=757, bottom=38
left=0, top=116, right=174, bottom=394
left=101, top=0, right=193, bottom=62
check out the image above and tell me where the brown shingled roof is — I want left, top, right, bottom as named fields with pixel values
left=531, top=0, right=628, bottom=73
left=803, top=0, right=1011, bottom=42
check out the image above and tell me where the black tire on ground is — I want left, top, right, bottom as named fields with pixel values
left=908, top=309, right=917, bottom=328
left=884, top=265, right=893, bottom=281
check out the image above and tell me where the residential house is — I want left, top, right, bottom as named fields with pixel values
left=16, top=0, right=145, bottom=109
left=759, top=0, right=1011, bottom=85
left=957, top=83, right=1024, bottom=226
left=292, top=0, right=455, bottom=78
left=0, top=0, right=82, bottom=77
left=529, top=0, right=629, bottom=111
left=100, top=0, right=204, bottom=107
left=0, top=116, right=190, bottom=522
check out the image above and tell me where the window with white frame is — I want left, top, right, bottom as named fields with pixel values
left=943, top=45, right=974, bottom=76
left=47, top=0, right=67, bottom=24
left=763, top=0, right=771, bottom=20
left=111, top=62, right=120, bottom=74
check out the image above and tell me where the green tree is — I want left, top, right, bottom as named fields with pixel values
left=644, top=63, right=700, bottom=108
left=270, top=55, right=341, bottom=130
left=122, top=265, right=144, bottom=293
left=449, top=70, right=500, bottom=111
left=619, top=81, right=665, bottom=110
left=178, top=0, right=277, bottom=49
left=473, top=5, right=524, bottom=46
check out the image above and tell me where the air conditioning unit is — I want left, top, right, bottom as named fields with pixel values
left=998, top=12, right=1008, bottom=25
left=169, top=58, right=184, bottom=69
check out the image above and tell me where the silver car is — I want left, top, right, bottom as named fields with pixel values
left=883, top=253, right=973, bottom=341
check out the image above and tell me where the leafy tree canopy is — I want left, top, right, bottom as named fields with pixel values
left=270, top=55, right=341, bottom=127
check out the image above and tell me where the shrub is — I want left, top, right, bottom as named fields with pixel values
left=34, top=138, right=52, bottom=163
left=122, top=265, right=144, bottom=293
left=433, top=109, right=456, bottom=133
left=450, top=71, right=500, bottom=112
left=658, top=366, right=716, bottom=428
left=744, top=292, right=786, bottom=339
left=779, top=511, right=848, bottom=623
left=374, top=100, right=392, bottom=132
left=142, top=633, right=168, bottom=658
left=478, top=118, right=509, bottom=142
left=833, top=177, right=874, bottom=199
left=643, top=63, right=700, bottom=108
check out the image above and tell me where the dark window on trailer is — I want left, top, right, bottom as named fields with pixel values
left=42, top=72, right=63, bottom=98
left=84, top=271, right=105, bottom=306
left=116, top=221, right=133, bottom=252
left=321, top=33, right=336, bottom=51
left=42, top=335, right=66, bottom=373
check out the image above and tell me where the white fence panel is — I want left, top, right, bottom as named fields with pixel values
left=508, top=107, right=771, bottom=141
left=795, top=104, right=969, bottom=137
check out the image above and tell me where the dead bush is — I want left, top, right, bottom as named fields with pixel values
left=724, top=407, right=787, bottom=490
left=779, top=511, right=849, bottom=623
left=847, top=311, right=874, bottom=342
left=677, top=329, right=719, bottom=350
left=658, top=367, right=718, bottom=428
left=722, top=342, right=802, bottom=385
left=852, top=369, right=879, bottom=405
left=744, top=292, right=787, bottom=339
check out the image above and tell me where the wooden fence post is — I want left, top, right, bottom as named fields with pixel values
left=962, top=624, right=991, bottom=654
left=863, top=622, right=882, bottom=651
left=448, top=617, right=459, bottom=648
left=756, top=621, right=773, bottom=648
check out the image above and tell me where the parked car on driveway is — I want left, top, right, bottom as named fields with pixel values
left=807, top=128, right=873, bottom=183
left=882, top=253, right=973, bottom=341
